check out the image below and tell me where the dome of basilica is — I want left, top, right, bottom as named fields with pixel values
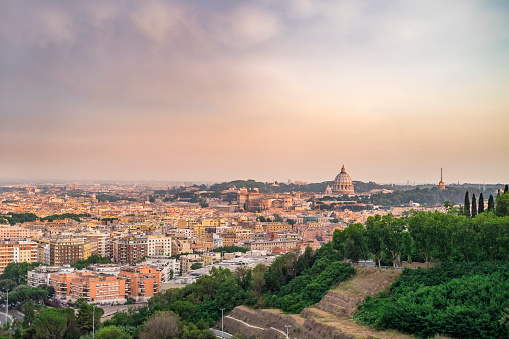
left=332, top=165, right=355, bottom=195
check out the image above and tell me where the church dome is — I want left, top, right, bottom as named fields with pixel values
left=332, top=165, right=355, bottom=195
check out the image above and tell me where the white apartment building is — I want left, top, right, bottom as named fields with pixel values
left=147, top=235, right=172, bottom=257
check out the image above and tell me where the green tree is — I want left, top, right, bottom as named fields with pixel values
left=32, top=308, right=68, bottom=339
left=472, top=194, right=477, bottom=217
left=76, top=302, right=104, bottom=335
left=0, top=279, right=16, bottom=292
left=343, top=223, right=367, bottom=264
left=191, top=263, right=203, bottom=270
left=23, top=300, right=36, bottom=328
left=505, top=185, right=508, bottom=194
left=496, top=193, right=509, bottom=217
left=488, top=195, right=495, bottom=211
left=478, top=193, right=485, bottom=213
left=365, top=215, right=384, bottom=267
left=464, top=191, right=470, bottom=217
left=96, top=325, right=131, bottom=339
left=380, top=214, right=406, bottom=267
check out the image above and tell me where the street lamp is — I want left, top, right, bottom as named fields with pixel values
left=92, top=305, right=96, bottom=339
left=285, top=325, right=291, bottom=339
left=5, top=289, right=8, bottom=325
left=220, top=308, right=225, bottom=338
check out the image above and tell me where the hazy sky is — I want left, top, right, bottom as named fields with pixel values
left=1, top=0, right=508, bottom=184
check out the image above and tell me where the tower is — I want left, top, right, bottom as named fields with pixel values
left=438, top=168, right=445, bottom=190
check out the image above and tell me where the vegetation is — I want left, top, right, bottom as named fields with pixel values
left=212, top=246, right=249, bottom=254
left=190, top=263, right=203, bottom=270
left=354, top=261, right=509, bottom=338
left=333, top=210, right=509, bottom=267
left=0, top=262, right=44, bottom=284
left=96, top=194, right=136, bottom=202
left=72, top=255, right=112, bottom=270
left=0, top=213, right=38, bottom=225
left=264, top=245, right=355, bottom=313
left=40, top=213, right=91, bottom=222
left=371, top=186, right=484, bottom=208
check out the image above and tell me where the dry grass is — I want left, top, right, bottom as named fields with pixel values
left=333, top=267, right=401, bottom=299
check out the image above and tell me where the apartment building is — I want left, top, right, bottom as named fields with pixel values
left=0, top=226, right=40, bottom=239
left=171, top=239, right=191, bottom=255
left=118, top=265, right=161, bottom=301
left=113, top=236, right=147, bottom=265
left=28, top=265, right=75, bottom=287
left=49, top=272, right=75, bottom=302
left=179, top=254, right=203, bottom=274
left=200, top=252, right=221, bottom=266
left=49, top=239, right=92, bottom=266
left=0, top=240, right=38, bottom=274
left=243, top=239, right=298, bottom=253
left=147, top=235, right=172, bottom=257
left=83, top=232, right=110, bottom=257
left=70, top=272, right=126, bottom=304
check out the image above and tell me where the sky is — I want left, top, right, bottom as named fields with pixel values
left=1, top=0, right=508, bottom=185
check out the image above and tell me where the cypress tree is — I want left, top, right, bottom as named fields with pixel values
left=478, top=193, right=484, bottom=213
left=488, top=195, right=495, bottom=211
left=471, top=194, right=477, bottom=217
left=505, top=185, right=508, bottom=194
left=464, top=191, right=470, bottom=217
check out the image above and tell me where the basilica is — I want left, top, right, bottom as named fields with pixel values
left=324, top=165, right=355, bottom=196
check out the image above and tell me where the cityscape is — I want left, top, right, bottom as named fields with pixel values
left=1, top=1, right=509, bottom=339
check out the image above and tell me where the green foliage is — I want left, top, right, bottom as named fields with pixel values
left=96, top=194, right=136, bottom=202
left=76, top=302, right=104, bottom=335
left=371, top=186, right=481, bottom=208
left=464, top=191, right=471, bottom=217
left=0, top=262, right=44, bottom=284
left=40, top=213, right=91, bottom=222
left=72, top=255, right=111, bottom=270
left=31, top=308, right=69, bottom=339
left=496, top=192, right=509, bottom=217
left=190, top=263, right=203, bottom=270
left=0, top=279, right=16, bottom=292
left=22, top=300, right=36, bottom=328
left=264, top=245, right=354, bottom=313
left=478, top=193, right=485, bottom=214
left=95, top=325, right=130, bottom=339
left=488, top=195, right=495, bottom=211
left=0, top=285, right=49, bottom=305
left=354, top=262, right=509, bottom=338
left=212, top=246, right=248, bottom=254
left=0, top=213, right=38, bottom=225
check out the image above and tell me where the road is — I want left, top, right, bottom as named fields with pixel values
left=0, top=304, right=23, bottom=327
left=210, top=328, right=233, bottom=338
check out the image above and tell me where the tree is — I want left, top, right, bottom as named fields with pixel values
left=471, top=194, right=477, bottom=217
left=505, top=185, right=508, bottom=194
left=23, top=300, right=36, bottom=328
left=464, top=191, right=470, bottom=217
left=343, top=223, right=367, bottom=264
left=95, top=325, right=131, bottom=339
left=0, top=279, right=16, bottom=292
left=488, top=195, right=495, bottom=211
left=191, top=263, right=203, bottom=270
left=138, top=311, right=180, bottom=339
left=365, top=215, right=384, bottom=267
left=380, top=214, right=406, bottom=267
left=478, top=193, right=485, bottom=213
left=32, top=308, right=68, bottom=339
left=76, top=302, right=104, bottom=335
left=496, top=193, right=509, bottom=217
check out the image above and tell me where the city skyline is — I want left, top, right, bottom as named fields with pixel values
left=1, top=1, right=509, bottom=184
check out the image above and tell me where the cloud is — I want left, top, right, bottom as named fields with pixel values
left=130, top=1, right=183, bottom=42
